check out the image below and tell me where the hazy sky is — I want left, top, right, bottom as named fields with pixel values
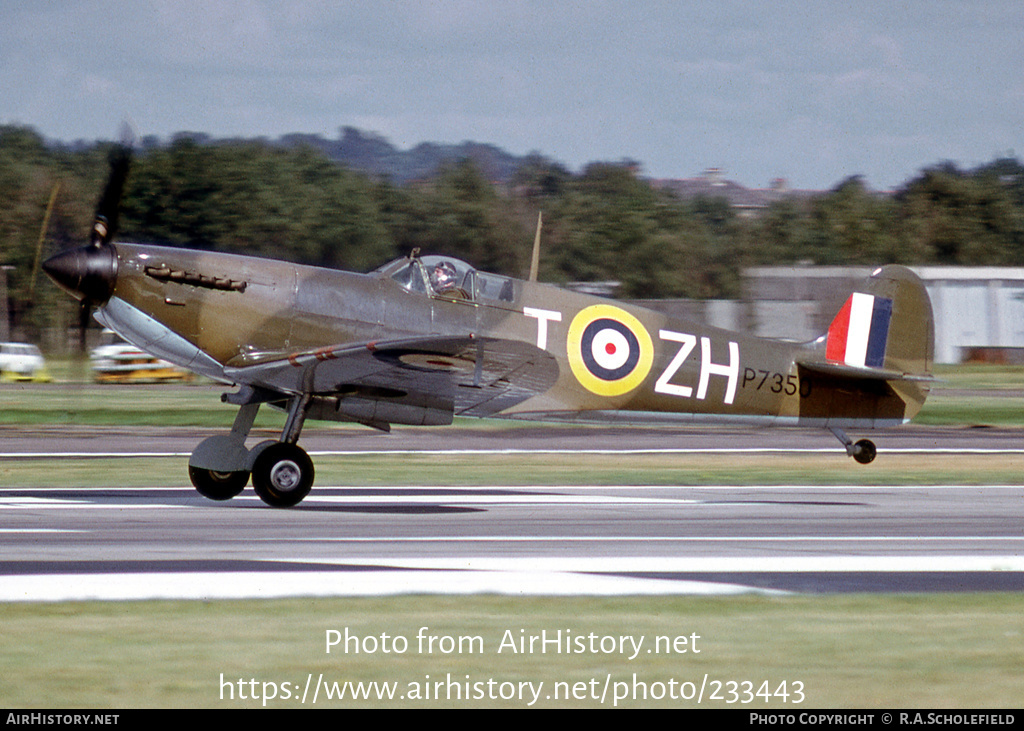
left=3, top=1, right=1022, bottom=190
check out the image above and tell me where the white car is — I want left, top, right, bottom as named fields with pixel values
left=90, top=330, right=193, bottom=383
left=0, top=342, right=52, bottom=382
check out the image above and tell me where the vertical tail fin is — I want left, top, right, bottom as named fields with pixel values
left=797, top=265, right=934, bottom=425
left=824, top=265, right=934, bottom=377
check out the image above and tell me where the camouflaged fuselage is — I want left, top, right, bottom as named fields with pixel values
left=94, top=242, right=932, bottom=429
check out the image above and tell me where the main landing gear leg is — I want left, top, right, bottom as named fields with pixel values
left=829, top=427, right=877, bottom=465
left=250, top=394, right=315, bottom=508
left=188, top=401, right=260, bottom=500
left=188, top=387, right=316, bottom=508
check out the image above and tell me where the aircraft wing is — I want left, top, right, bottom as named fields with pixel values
left=222, top=335, right=559, bottom=422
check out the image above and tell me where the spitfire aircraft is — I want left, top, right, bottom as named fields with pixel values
left=44, top=145, right=935, bottom=508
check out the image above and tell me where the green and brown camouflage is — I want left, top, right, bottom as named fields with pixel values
left=45, top=239, right=934, bottom=508
left=42, top=149, right=934, bottom=507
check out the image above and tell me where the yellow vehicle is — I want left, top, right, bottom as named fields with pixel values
left=90, top=329, right=193, bottom=383
left=0, top=342, right=52, bottom=382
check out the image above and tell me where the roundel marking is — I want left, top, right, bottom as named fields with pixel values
left=567, top=304, right=654, bottom=396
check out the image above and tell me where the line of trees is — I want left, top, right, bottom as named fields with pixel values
left=3, top=124, right=1024, bottom=342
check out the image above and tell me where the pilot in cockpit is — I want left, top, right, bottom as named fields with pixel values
left=429, top=260, right=458, bottom=293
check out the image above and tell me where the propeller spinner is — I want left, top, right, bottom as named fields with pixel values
left=42, top=242, right=117, bottom=303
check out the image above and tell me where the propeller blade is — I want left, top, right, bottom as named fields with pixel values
left=78, top=125, right=133, bottom=355
left=90, top=139, right=133, bottom=248
left=28, top=182, right=60, bottom=304
left=78, top=300, right=91, bottom=354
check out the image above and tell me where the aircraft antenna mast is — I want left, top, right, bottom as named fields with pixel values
left=528, top=211, right=543, bottom=282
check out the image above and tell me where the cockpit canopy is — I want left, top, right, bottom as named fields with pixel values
left=378, top=255, right=516, bottom=303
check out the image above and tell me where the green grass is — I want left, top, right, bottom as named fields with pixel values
left=5, top=363, right=1024, bottom=427
left=913, top=395, right=1024, bottom=426
left=912, top=364, right=1024, bottom=425
left=1, top=595, right=1021, bottom=708
left=0, top=383, right=283, bottom=428
left=931, top=363, right=1024, bottom=391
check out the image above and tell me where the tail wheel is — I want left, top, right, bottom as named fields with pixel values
left=189, top=466, right=248, bottom=500
left=852, top=439, right=877, bottom=465
left=251, top=442, right=314, bottom=508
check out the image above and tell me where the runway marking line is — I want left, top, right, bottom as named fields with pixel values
left=3, top=554, right=1023, bottom=601
left=0, top=570, right=768, bottom=601
left=5, top=447, right=1024, bottom=460
left=264, top=535, right=1024, bottom=543
left=285, top=556, right=1024, bottom=573
left=3, top=484, right=1022, bottom=492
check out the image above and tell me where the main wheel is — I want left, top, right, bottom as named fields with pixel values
left=251, top=442, right=314, bottom=508
left=189, top=466, right=249, bottom=500
left=852, top=438, right=877, bottom=465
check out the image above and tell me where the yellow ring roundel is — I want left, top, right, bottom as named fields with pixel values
left=567, top=304, right=654, bottom=396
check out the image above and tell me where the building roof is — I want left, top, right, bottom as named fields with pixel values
left=651, top=168, right=820, bottom=214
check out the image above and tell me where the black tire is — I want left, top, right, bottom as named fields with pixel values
left=251, top=442, right=314, bottom=508
left=852, top=439, right=877, bottom=465
left=189, top=466, right=249, bottom=500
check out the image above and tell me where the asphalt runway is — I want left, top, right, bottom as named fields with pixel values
left=2, top=423, right=1023, bottom=600
left=4, top=420, right=1024, bottom=456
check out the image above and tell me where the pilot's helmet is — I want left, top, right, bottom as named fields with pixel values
left=430, top=261, right=457, bottom=290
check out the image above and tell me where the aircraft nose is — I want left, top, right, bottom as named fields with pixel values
left=42, top=244, right=118, bottom=303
